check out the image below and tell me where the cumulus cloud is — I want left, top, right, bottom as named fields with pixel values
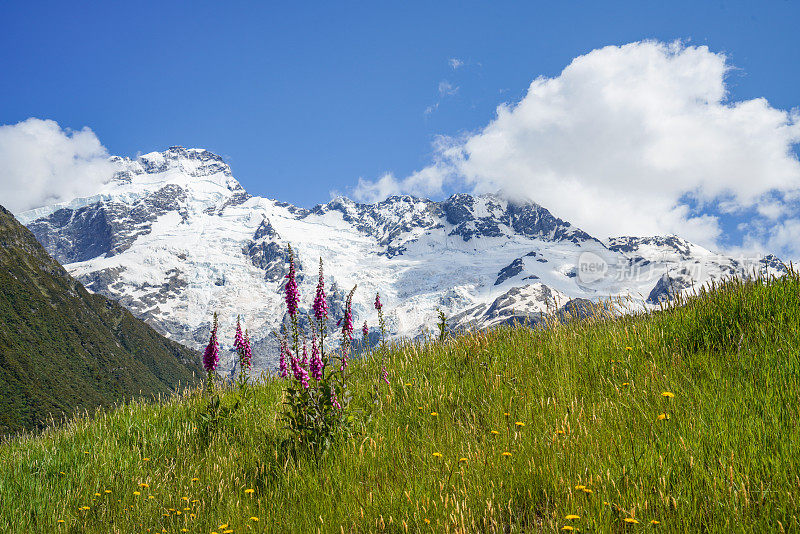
left=358, top=41, right=800, bottom=254
left=0, top=118, right=117, bottom=213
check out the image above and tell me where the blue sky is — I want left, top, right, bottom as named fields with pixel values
left=1, top=1, right=800, bottom=256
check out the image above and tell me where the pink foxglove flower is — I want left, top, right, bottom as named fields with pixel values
left=284, top=246, right=300, bottom=318
left=241, top=331, right=252, bottom=369
left=340, top=286, right=356, bottom=371
left=310, top=332, right=323, bottom=381
left=290, top=352, right=309, bottom=389
left=233, top=315, right=244, bottom=351
left=203, top=313, right=220, bottom=373
left=362, top=321, right=368, bottom=340
left=278, top=336, right=289, bottom=379
left=312, top=258, right=328, bottom=324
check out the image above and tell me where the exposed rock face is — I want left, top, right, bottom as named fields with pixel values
left=19, top=147, right=786, bottom=373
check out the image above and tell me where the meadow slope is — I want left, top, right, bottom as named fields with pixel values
left=1, top=272, right=798, bottom=533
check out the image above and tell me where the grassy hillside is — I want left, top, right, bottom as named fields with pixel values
left=0, top=205, right=202, bottom=435
left=1, top=270, right=798, bottom=532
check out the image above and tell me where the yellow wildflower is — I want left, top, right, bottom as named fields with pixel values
left=57, top=520, right=65, bottom=524
left=148, top=495, right=155, bottom=499
left=94, top=492, right=101, bottom=497
left=424, top=519, right=430, bottom=524
left=458, top=457, right=468, bottom=463
left=624, top=517, right=639, bottom=524
left=661, top=392, right=675, bottom=398
left=490, top=430, right=500, bottom=435
left=515, top=422, right=525, bottom=427
left=430, top=412, right=438, bottom=416
left=250, top=517, right=259, bottom=521
left=657, top=413, right=670, bottom=420
left=104, top=490, right=111, bottom=494
left=565, top=514, right=580, bottom=520
left=622, top=382, right=630, bottom=386
left=245, top=488, right=255, bottom=494
left=143, top=457, right=150, bottom=461
left=432, top=452, right=443, bottom=458
left=133, top=491, right=141, bottom=496
left=191, top=477, right=199, bottom=482
left=138, top=483, right=149, bottom=488
left=501, top=451, right=512, bottom=457
left=557, top=430, right=565, bottom=435
left=651, top=520, right=660, bottom=525
left=582, top=488, right=593, bottom=494
left=625, top=346, right=632, bottom=350
left=561, top=527, right=574, bottom=531
left=574, top=485, right=585, bottom=490
left=405, top=383, right=412, bottom=386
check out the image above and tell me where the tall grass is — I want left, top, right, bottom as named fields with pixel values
left=1, top=271, right=798, bottom=532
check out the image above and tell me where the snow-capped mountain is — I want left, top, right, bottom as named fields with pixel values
left=19, top=147, right=786, bottom=372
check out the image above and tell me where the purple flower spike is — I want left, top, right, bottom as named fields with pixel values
left=284, top=246, right=300, bottom=318
left=331, top=390, right=342, bottom=410
left=301, top=340, right=308, bottom=368
left=241, top=331, right=252, bottom=369
left=233, top=315, right=244, bottom=351
left=374, top=292, right=382, bottom=311
left=203, top=313, right=220, bottom=373
left=340, top=286, right=356, bottom=371
left=362, top=321, right=368, bottom=340
left=278, top=336, right=289, bottom=379
left=382, top=366, right=389, bottom=386
left=310, top=333, right=323, bottom=381
left=290, top=352, right=309, bottom=389
left=312, top=258, right=328, bottom=324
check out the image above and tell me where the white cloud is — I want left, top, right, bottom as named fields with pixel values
left=438, top=80, right=459, bottom=97
left=449, top=58, right=464, bottom=70
left=357, top=41, right=800, bottom=253
left=0, top=118, right=117, bottom=213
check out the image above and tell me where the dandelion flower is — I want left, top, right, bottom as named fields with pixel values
left=651, top=520, right=660, bottom=525
left=515, top=422, right=525, bottom=427
left=94, top=492, right=101, bottom=497
left=625, top=346, right=632, bottom=350
left=250, top=517, right=259, bottom=521
left=504, top=412, right=510, bottom=416
left=143, top=457, right=150, bottom=461
left=133, top=491, right=141, bottom=496
left=557, top=430, right=565, bottom=435
left=458, top=457, right=468, bottom=463
left=501, top=451, right=512, bottom=457
left=245, top=488, right=255, bottom=494
left=657, top=413, right=669, bottom=420
left=432, top=452, right=443, bottom=458
left=661, top=392, right=675, bottom=398
left=418, top=406, right=423, bottom=410
left=490, top=430, right=499, bottom=435
left=565, top=514, right=580, bottom=520
left=138, top=483, right=149, bottom=488
left=574, top=485, right=585, bottom=490
left=582, top=488, right=593, bottom=494
left=561, top=527, right=574, bottom=531
left=104, top=490, right=111, bottom=494
left=624, top=518, right=639, bottom=524
left=424, top=519, right=430, bottom=524
left=57, top=520, right=65, bottom=524
left=430, top=412, right=438, bottom=416
left=191, top=477, right=199, bottom=482
left=621, top=382, right=630, bottom=386
left=405, top=383, right=412, bottom=387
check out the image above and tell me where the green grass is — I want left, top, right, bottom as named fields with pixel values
left=1, top=271, right=799, bottom=533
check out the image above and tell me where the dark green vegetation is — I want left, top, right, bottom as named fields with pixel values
left=1, top=262, right=798, bottom=532
left=0, top=205, right=202, bottom=436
